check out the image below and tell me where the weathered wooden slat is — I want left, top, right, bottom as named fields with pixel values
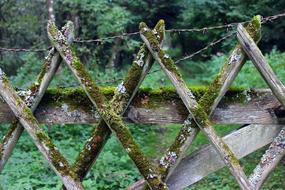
left=237, top=24, right=285, bottom=189
left=140, top=23, right=250, bottom=189
left=0, top=22, right=75, bottom=172
left=127, top=124, right=283, bottom=190
left=0, top=88, right=284, bottom=125
left=66, top=20, right=165, bottom=188
left=237, top=24, right=285, bottom=105
left=153, top=16, right=262, bottom=185
left=0, top=70, right=84, bottom=190
left=48, top=21, right=168, bottom=190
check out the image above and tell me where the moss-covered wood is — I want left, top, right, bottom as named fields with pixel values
left=67, top=20, right=165, bottom=186
left=48, top=21, right=168, bottom=190
left=237, top=23, right=285, bottom=189
left=156, top=15, right=263, bottom=183
left=0, top=22, right=75, bottom=172
left=0, top=87, right=281, bottom=125
left=0, top=69, right=83, bottom=190
left=140, top=21, right=256, bottom=189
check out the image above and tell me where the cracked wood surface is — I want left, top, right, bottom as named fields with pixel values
left=0, top=88, right=283, bottom=125
left=237, top=24, right=285, bottom=189
left=127, top=124, right=283, bottom=190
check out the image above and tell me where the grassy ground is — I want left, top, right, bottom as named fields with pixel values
left=0, top=123, right=284, bottom=189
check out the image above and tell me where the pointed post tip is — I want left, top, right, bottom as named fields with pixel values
left=139, top=22, right=148, bottom=31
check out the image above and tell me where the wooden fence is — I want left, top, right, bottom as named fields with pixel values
left=0, top=15, right=284, bottom=190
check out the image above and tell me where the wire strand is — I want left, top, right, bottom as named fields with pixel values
left=174, top=32, right=235, bottom=64
left=0, top=11, right=285, bottom=53
left=0, top=47, right=50, bottom=52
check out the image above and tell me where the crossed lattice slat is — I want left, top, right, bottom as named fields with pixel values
left=0, top=15, right=284, bottom=190
left=0, top=22, right=71, bottom=171
left=139, top=23, right=250, bottom=189
left=129, top=17, right=262, bottom=190
left=132, top=17, right=284, bottom=190
left=237, top=24, right=285, bottom=189
left=0, top=20, right=168, bottom=189
left=0, top=25, right=84, bottom=190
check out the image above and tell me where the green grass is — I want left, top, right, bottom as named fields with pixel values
left=0, top=123, right=284, bottom=189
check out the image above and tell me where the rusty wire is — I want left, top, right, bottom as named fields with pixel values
left=1, top=12, right=284, bottom=53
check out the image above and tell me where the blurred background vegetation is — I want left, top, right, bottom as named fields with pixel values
left=0, top=0, right=285, bottom=189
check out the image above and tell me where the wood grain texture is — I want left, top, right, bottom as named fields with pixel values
left=48, top=21, right=168, bottom=190
left=154, top=18, right=262, bottom=183
left=0, top=88, right=283, bottom=125
left=0, top=22, right=74, bottom=172
left=66, top=20, right=165, bottom=187
left=0, top=70, right=84, bottom=190
left=237, top=24, right=285, bottom=189
left=127, top=124, right=283, bottom=190
left=237, top=24, right=285, bottom=105
left=140, top=23, right=252, bottom=189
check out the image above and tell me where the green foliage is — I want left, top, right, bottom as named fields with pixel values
left=95, top=6, right=131, bottom=37
left=1, top=124, right=284, bottom=189
left=178, top=0, right=285, bottom=57
left=233, top=48, right=285, bottom=88
left=10, top=52, right=43, bottom=88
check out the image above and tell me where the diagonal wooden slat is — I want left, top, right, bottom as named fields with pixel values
left=64, top=20, right=165, bottom=188
left=47, top=21, right=168, bottom=190
left=127, top=124, right=283, bottom=190
left=249, top=128, right=285, bottom=189
left=237, top=24, right=285, bottom=189
left=0, top=22, right=74, bottom=172
left=140, top=23, right=252, bottom=189
left=0, top=70, right=83, bottom=190
left=128, top=15, right=262, bottom=190
left=158, top=16, right=262, bottom=183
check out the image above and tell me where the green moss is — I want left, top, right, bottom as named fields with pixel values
left=191, top=104, right=209, bottom=126
left=198, top=73, right=223, bottom=114
left=32, top=52, right=52, bottom=92
left=155, top=19, right=165, bottom=41
left=157, top=17, right=262, bottom=179
left=72, top=124, right=111, bottom=180
left=48, top=21, right=59, bottom=38
left=123, top=62, right=143, bottom=94
left=2, top=75, right=10, bottom=87
left=198, top=15, right=261, bottom=114
left=244, top=15, right=262, bottom=42
left=222, top=143, right=240, bottom=166
left=35, top=129, right=79, bottom=180
left=48, top=21, right=104, bottom=109
left=98, top=105, right=168, bottom=189
left=158, top=50, right=182, bottom=78
left=140, top=22, right=182, bottom=79
left=0, top=122, right=19, bottom=160
left=49, top=22, right=168, bottom=188
left=40, top=86, right=249, bottom=112
left=69, top=21, right=167, bottom=183
left=23, top=107, right=37, bottom=123
left=139, top=22, right=160, bottom=51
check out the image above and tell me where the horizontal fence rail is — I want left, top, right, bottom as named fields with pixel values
left=0, top=88, right=284, bottom=125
